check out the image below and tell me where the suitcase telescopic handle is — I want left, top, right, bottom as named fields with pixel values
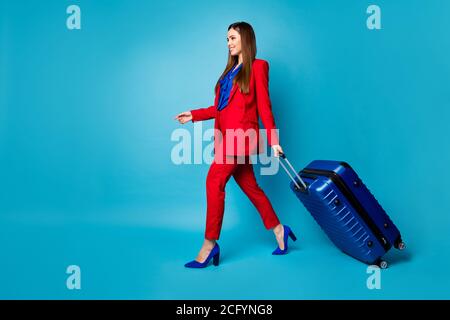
left=278, top=153, right=307, bottom=190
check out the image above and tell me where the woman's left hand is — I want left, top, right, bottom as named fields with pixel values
left=271, top=144, right=284, bottom=157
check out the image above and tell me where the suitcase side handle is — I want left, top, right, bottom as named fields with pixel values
left=278, top=153, right=307, bottom=190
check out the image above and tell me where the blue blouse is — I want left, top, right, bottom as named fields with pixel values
left=217, top=63, right=242, bottom=111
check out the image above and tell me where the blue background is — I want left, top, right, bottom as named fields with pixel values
left=1, top=0, right=449, bottom=299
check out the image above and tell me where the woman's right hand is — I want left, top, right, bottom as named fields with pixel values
left=174, top=111, right=193, bottom=124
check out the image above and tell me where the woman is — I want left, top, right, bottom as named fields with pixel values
left=175, top=22, right=297, bottom=268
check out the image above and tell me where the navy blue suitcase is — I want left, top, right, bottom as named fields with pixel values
left=279, top=155, right=405, bottom=268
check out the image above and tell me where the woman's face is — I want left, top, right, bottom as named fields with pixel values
left=227, top=28, right=241, bottom=57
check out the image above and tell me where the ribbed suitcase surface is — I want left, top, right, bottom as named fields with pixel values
left=280, top=157, right=405, bottom=267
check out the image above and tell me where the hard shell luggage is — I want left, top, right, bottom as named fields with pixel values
left=279, top=155, right=406, bottom=268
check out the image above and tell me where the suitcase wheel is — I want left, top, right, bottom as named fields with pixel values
left=397, top=241, right=406, bottom=251
left=394, top=237, right=406, bottom=251
left=374, top=259, right=388, bottom=269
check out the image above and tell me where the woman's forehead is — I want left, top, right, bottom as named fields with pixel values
left=227, top=28, right=239, bottom=37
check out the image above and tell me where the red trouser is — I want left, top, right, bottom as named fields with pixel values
left=205, top=156, right=280, bottom=240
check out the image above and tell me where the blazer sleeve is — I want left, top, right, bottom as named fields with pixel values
left=190, top=105, right=216, bottom=122
left=254, top=60, right=279, bottom=146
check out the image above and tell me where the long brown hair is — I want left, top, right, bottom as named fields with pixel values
left=217, top=22, right=257, bottom=94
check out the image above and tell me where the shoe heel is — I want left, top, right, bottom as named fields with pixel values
left=213, top=253, right=220, bottom=266
left=289, top=230, right=297, bottom=242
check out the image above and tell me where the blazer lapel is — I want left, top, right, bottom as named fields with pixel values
left=214, top=82, right=239, bottom=109
left=228, top=83, right=239, bottom=102
left=214, top=84, right=220, bottom=107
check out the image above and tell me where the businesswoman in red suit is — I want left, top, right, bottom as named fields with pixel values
left=175, top=22, right=297, bottom=268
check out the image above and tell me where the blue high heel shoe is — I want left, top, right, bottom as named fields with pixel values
left=272, top=225, right=297, bottom=255
left=184, top=243, right=220, bottom=268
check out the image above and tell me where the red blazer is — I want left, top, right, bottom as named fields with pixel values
left=191, top=59, right=279, bottom=156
